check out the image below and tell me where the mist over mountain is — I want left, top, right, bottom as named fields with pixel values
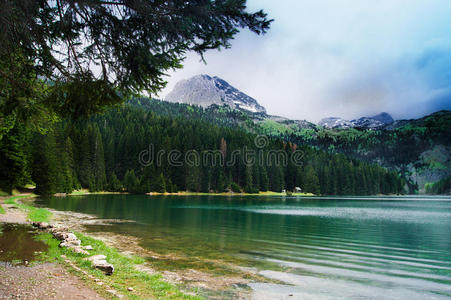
left=319, top=112, right=395, bottom=129
left=165, top=75, right=266, bottom=113
left=165, top=75, right=401, bottom=131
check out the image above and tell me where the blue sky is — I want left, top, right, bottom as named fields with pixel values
left=160, top=0, right=451, bottom=122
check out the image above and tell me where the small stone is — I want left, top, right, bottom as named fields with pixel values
left=86, top=255, right=106, bottom=261
left=59, top=239, right=81, bottom=248
left=127, top=287, right=133, bottom=292
left=86, top=255, right=114, bottom=275
left=50, top=226, right=68, bottom=233
left=106, top=289, right=124, bottom=298
left=65, top=233, right=78, bottom=241
left=83, top=245, right=93, bottom=250
left=72, top=247, right=89, bottom=255
left=93, top=260, right=114, bottom=275
left=32, top=222, right=52, bottom=229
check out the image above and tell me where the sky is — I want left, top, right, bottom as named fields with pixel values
left=159, top=0, right=451, bottom=122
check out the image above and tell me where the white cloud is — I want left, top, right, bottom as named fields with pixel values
left=159, top=0, right=451, bottom=122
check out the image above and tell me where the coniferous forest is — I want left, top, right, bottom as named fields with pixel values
left=0, top=100, right=404, bottom=196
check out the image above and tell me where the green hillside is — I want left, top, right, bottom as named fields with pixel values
left=128, top=98, right=450, bottom=194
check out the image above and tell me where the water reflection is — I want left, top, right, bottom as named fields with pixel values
left=37, top=195, right=451, bottom=298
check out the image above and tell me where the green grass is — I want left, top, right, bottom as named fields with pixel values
left=4, top=196, right=18, bottom=204
left=37, top=232, right=202, bottom=300
left=0, top=204, right=5, bottom=214
left=4, top=194, right=202, bottom=299
left=259, top=119, right=294, bottom=135
left=27, top=207, right=52, bottom=222
left=3, top=195, right=51, bottom=222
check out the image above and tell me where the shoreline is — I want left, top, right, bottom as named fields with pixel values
left=67, top=189, right=315, bottom=197
left=37, top=197, right=274, bottom=298
left=0, top=195, right=203, bottom=299
left=1, top=194, right=279, bottom=299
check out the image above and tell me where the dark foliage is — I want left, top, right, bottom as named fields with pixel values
left=0, top=0, right=272, bottom=122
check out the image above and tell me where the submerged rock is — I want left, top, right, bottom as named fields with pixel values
left=32, top=222, right=53, bottom=229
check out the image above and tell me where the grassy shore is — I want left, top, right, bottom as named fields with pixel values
left=0, top=190, right=315, bottom=299
left=1, top=195, right=202, bottom=299
left=2, top=194, right=51, bottom=222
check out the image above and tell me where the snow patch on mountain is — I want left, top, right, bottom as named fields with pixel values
left=165, top=75, right=266, bottom=113
left=319, top=112, right=394, bottom=129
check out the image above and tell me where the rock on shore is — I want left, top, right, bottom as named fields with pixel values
left=32, top=222, right=114, bottom=275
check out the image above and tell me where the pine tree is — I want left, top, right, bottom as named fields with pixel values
left=270, top=165, right=284, bottom=192
left=32, top=132, right=58, bottom=196
left=259, top=166, right=269, bottom=192
left=244, top=165, right=258, bottom=193
left=303, top=165, right=320, bottom=195
left=216, top=170, right=226, bottom=193
left=154, top=173, right=166, bottom=193
left=186, top=164, right=202, bottom=192
left=108, top=172, right=123, bottom=192
left=88, top=125, right=107, bottom=192
left=124, top=170, right=139, bottom=193
left=0, top=123, right=30, bottom=193
left=65, top=137, right=80, bottom=190
left=77, top=129, right=94, bottom=188
left=200, top=168, right=211, bottom=193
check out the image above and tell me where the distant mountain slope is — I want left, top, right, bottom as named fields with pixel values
left=290, top=110, right=451, bottom=193
left=165, top=75, right=266, bottom=113
left=319, top=112, right=394, bottom=129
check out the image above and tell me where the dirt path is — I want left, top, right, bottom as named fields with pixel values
left=0, top=198, right=106, bottom=300
left=0, top=204, right=28, bottom=224
left=0, top=263, right=105, bottom=300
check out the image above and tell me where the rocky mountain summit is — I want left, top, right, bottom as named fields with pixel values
left=165, top=74, right=266, bottom=113
left=319, top=112, right=394, bottom=129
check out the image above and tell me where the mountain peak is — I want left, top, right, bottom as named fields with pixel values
left=165, top=75, right=266, bottom=113
left=319, top=112, right=394, bottom=129
left=371, top=112, right=394, bottom=124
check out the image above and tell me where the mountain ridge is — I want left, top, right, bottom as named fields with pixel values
left=165, top=74, right=266, bottom=113
left=319, top=112, right=394, bottom=129
left=166, top=74, right=399, bottom=130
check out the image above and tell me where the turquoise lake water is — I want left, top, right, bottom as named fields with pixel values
left=37, top=195, right=451, bottom=299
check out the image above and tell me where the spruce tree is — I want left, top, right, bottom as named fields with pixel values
left=32, top=132, right=58, bottom=196
left=88, top=125, right=107, bottom=192
left=124, top=170, right=139, bottom=193
left=154, top=173, right=166, bottom=193
left=260, top=166, right=270, bottom=192
left=108, top=172, right=123, bottom=192
left=303, top=165, right=320, bottom=195
left=0, top=123, right=30, bottom=193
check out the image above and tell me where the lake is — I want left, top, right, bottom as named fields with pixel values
left=37, top=195, right=451, bottom=299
